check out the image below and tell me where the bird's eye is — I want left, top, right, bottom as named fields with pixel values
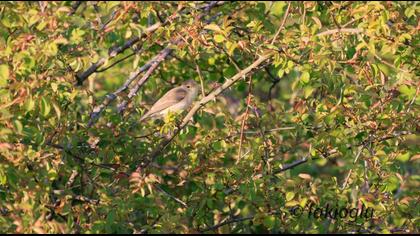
left=187, top=85, right=191, bottom=88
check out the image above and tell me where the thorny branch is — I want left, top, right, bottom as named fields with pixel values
left=75, top=4, right=184, bottom=85
left=236, top=77, right=252, bottom=164
left=316, top=27, right=363, bottom=37
left=87, top=1, right=227, bottom=127
left=87, top=46, right=173, bottom=127
left=154, top=184, right=188, bottom=208
left=135, top=52, right=275, bottom=171
left=270, top=1, right=292, bottom=45
left=76, top=1, right=226, bottom=85
left=116, top=46, right=175, bottom=114
left=46, top=142, right=119, bottom=172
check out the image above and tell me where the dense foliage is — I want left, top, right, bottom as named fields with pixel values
left=0, top=1, right=419, bottom=233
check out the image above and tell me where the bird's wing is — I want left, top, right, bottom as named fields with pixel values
left=140, top=87, right=187, bottom=120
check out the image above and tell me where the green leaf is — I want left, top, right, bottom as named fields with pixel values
left=225, top=41, right=237, bottom=56
left=24, top=96, right=35, bottom=112
left=106, top=210, right=116, bottom=225
left=396, top=152, right=410, bottom=162
left=40, top=97, right=51, bottom=117
left=0, top=169, right=6, bottom=185
left=211, top=141, right=222, bottom=151
left=0, top=64, right=10, bottom=87
left=404, top=7, right=415, bottom=18
left=377, top=63, right=391, bottom=76
left=70, top=29, right=86, bottom=44
left=300, top=71, right=310, bottom=83
left=286, top=192, right=295, bottom=201
left=263, top=215, right=276, bottom=229
left=214, top=34, right=225, bottom=43
left=36, top=20, right=47, bottom=31
left=48, top=168, right=58, bottom=181
left=13, top=120, right=23, bottom=134
left=304, top=86, right=315, bottom=98
left=277, top=69, right=285, bottom=78
left=270, top=2, right=287, bottom=17
left=51, top=83, right=58, bottom=92
left=385, top=175, right=400, bottom=192
left=398, top=85, right=416, bottom=99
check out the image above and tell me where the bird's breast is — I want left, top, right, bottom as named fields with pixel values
left=158, top=100, right=188, bottom=116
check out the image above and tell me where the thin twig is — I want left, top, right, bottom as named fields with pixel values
left=252, top=103, right=270, bottom=169
left=374, top=54, right=410, bottom=74
left=95, top=52, right=136, bottom=73
left=199, top=211, right=282, bottom=233
left=272, top=130, right=415, bottom=177
left=46, top=142, right=117, bottom=171
left=65, top=170, right=79, bottom=189
left=406, top=81, right=420, bottom=112
left=68, top=1, right=83, bottom=16
left=87, top=46, right=173, bottom=127
left=52, top=190, right=99, bottom=205
left=116, top=46, right=174, bottom=113
left=237, top=77, right=252, bottom=164
left=75, top=6, right=184, bottom=85
left=138, top=215, right=163, bottom=234
left=341, top=144, right=365, bottom=190
left=76, top=2, right=226, bottom=84
left=316, top=28, right=363, bottom=37
left=264, top=67, right=281, bottom=110
left=154, top=184, right=188, bottom=208
left=100, top=10, right=118, bottom=32
left=242, top=126, right=296, bottom=134
left=194, top=59, right=206, bottom=97
left=270, top=1, right=292, bottom=45
left=272, top=157, right=309, bottom=175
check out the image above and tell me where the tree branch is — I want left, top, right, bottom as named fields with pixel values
left=270, top=1, right=292, bottom=45
left=68, top=1, right=83, bottom=16
left=154, top=184, right=188, bottom=208
left=237, top=77, right=252, bottom=164
left=75, top=1, right=226, bottom=85
left=340, top=144, right=365, bottom=190
left=116, top=45, right=174, bottom=113
left=87, top=2, right=227, bottom=126
left=316, top=28, right=363, bottom=37
left=136, top=52, right=274, bottom=170
left=272, top=157, right=309, bottom=175
left=75, top=6, right=184, bottom=85
left=46, top=142, right=118, bottom=171
left=87, top=47, right=173, bottom=127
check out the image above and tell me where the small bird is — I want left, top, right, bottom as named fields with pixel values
left=139, top=79, right=199, bottom=122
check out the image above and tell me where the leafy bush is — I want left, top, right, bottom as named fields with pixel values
left=0, top=1, right=419, bottom=233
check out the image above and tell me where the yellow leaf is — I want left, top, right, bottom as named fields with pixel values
left=204, top=23, right=222, bottom=32
left=214, top=34, right=225, bottom=43
left=298, top=173, right=312, bottom=180
left=0, top=64, right=10, bottom=87
left=286, top=192, right=295, bottom=201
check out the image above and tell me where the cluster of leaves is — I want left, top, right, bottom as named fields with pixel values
left=0, top=1, right=419, bottom=233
